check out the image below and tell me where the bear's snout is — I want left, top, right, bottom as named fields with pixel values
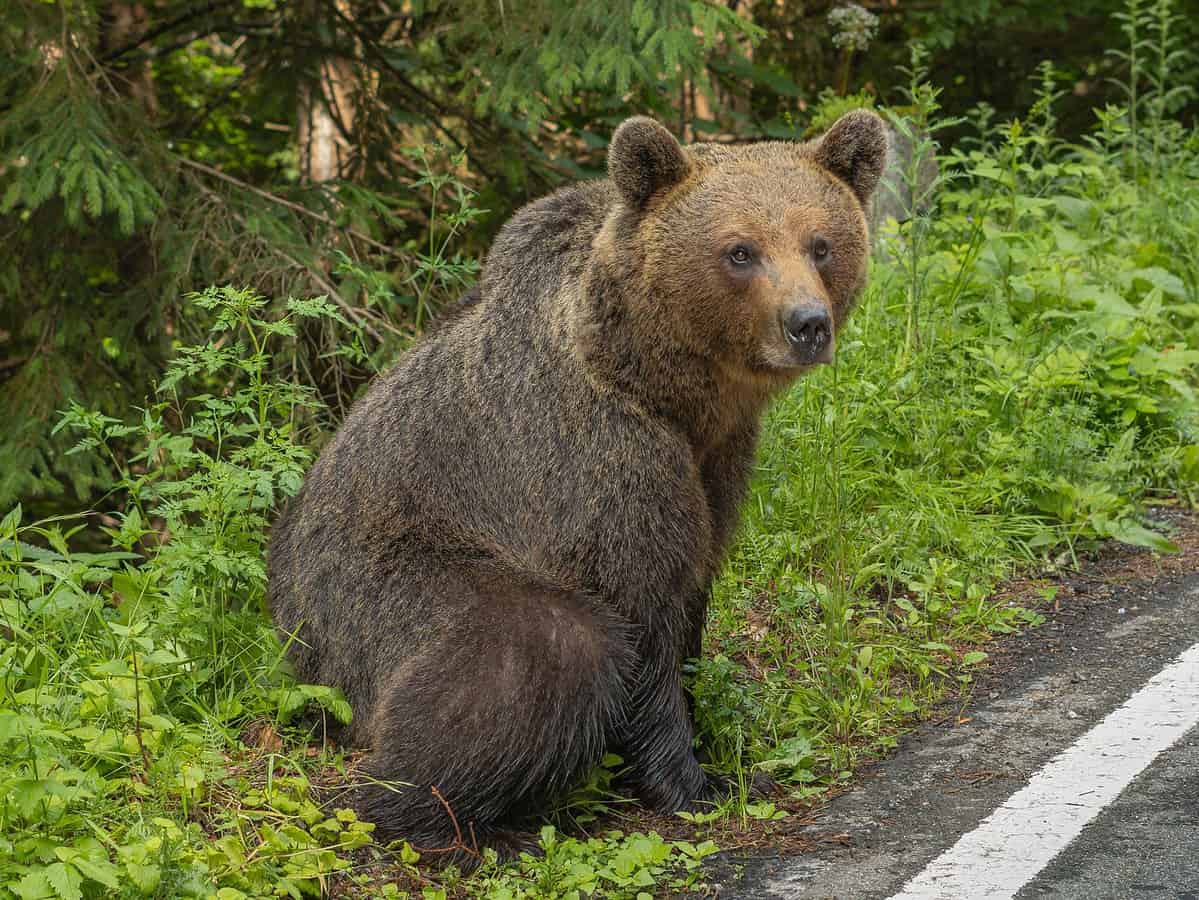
left=781, top=303, right=834, bottom=365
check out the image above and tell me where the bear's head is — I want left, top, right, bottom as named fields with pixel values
left=602, top=110, right=887, bottom=383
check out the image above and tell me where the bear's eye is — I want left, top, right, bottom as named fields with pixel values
left=728, top=245, right=754, bottom=266
left=812, top=237, right=830, bottom=262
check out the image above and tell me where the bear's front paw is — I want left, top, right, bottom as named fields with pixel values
left=634, top=765, right=709, bottom=814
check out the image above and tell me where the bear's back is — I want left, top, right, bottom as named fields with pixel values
left=267, top=175, right=691, bottom=604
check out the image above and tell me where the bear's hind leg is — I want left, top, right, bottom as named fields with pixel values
left=348, top=567, right=633, bottom=864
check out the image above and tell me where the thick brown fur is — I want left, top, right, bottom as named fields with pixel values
left=267, top=110, right=888, bottom=861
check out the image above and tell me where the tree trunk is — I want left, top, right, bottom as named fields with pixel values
left=297, top=0, right=357, bottom=183
left=107, top=2, right=158, bottom=116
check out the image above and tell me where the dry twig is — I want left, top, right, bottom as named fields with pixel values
left=411, top=786, right=483, bottom=864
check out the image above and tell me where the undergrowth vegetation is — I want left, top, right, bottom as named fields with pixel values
left=696, top=49, right=1199, bottom=789
left=2, top=36, right=1198, bottom=900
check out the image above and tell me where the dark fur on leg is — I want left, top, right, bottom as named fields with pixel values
left=336, top=561, right=635, bottom=858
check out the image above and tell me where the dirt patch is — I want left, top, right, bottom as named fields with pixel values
left=968, top=506, right=1199, bottom=700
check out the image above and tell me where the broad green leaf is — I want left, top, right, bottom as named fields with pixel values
left=44, top=863, right=82, bottom=900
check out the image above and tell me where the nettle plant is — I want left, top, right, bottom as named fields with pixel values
left=56, top=288, right=335, bottom=605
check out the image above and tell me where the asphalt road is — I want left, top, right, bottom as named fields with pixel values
left=714, top=561, right=1199, bottom=899
left=1018, top=723, right=1199, bottom=899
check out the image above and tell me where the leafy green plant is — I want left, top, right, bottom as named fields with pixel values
left=694, top=60, right=1197, bottom=805
left=1108, top=0, right=1197, bottom=184
left=460, top=827, right=719, bottom=900
left=401, top=147, right=486, bottom=330
left=0, top=287, right=364, bottom=899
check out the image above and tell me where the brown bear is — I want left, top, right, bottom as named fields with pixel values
left=267, top=110, right=887, bottom=863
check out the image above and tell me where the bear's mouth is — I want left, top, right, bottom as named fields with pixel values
left=782, top=336, right=836, bottom=368
left=749, top=345, right=835, bottom=378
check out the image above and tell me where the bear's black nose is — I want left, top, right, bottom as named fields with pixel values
left=782, top=304, right=832, bottom=360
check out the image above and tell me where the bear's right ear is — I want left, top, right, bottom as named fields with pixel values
left=608, top=116, right=691, bottom=211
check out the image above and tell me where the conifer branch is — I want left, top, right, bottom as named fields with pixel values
left=179, top=157, right=393, bottom=254
left=101, top=0, right=239, bottom=63
left=190, top=181, right=391, bottom=342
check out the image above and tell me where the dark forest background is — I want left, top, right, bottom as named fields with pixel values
left=3, top=0, right=1197, bottom=513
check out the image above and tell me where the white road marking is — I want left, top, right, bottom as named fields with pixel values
left=889, top=641, right=1199, bottom=900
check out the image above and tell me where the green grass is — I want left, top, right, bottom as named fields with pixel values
left=696, top=89, right=1199, bottom=795
left=2, top=75, right=1198, bottom=900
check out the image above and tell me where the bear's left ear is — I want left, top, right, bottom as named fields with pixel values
left=608, top=116, right=692, bottom=211
left=812, top=109, right=889, bottom=206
